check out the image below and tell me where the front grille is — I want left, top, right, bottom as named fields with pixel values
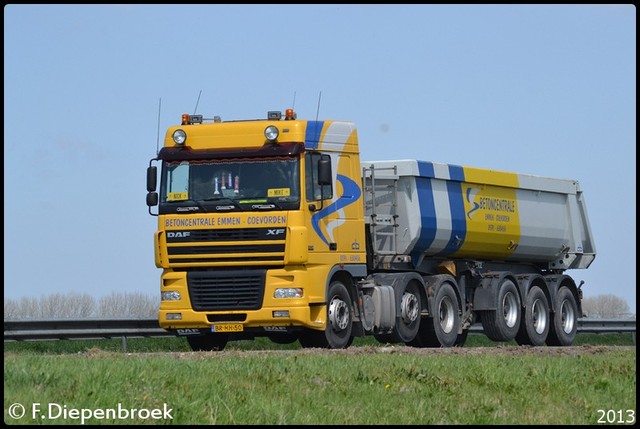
left=168, top=244, right=285, bottom=255
left=167, top=228, right=285, bottom=243
left=166, top=227, right=286, bottom=266
left=188, top=270, right=265, bottom=311
left=169, top=229, right=270, bottom=242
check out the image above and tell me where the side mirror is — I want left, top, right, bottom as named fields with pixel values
left=318, top=157, right=332, bottom=185
left=147, top=166, right=157, bottom=192
left=146, top=192, right=158, bottom=207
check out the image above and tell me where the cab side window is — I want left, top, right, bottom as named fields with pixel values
left=305, top=152, right=333, bottom=201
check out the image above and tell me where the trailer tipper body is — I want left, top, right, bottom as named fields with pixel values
left=146, top=109, right=596, bottom=351
left=363, top=159, right=595, bottom=271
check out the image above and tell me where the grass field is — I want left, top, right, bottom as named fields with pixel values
left=4, top=334, right=636, bottom=425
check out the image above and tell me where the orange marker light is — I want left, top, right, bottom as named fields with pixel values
left=285, top=109, right=295, bottom=120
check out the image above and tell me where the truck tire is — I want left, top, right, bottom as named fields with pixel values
left=454, top=329, right=469, bottom=347
left=373, top=280, right=422, bottom=344
left=546, top=286, right=578, bottom=346
left=481, top=278, right=521, bottom=342
left=187, top=334, right=228, bottom=351
left=408, top=282, right=459, bottom=348
left=397, top=281, right=422, bottom=343
left=299, top=281, right=353, bottom=349
left=515, top=285, right=550, bottom=346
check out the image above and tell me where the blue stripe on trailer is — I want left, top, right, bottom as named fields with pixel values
left=448, top=164, right=465, bottom=182
left=436, top=168, right=467, bottom=256
left=412, top=162, right=437, bottom=264
left=417, top=160, right=435, bottom=178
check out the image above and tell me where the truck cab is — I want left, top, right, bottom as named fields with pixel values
left=146, top=109, right=367, bottom=350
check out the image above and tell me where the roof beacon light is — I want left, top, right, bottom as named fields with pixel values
left=181, top=114, right=203, bottom=125
left=285, top=109, right=296, bottom=120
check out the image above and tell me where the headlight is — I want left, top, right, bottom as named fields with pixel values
left=274, top=288, right=303, bottom=298
left=172, top=129, right=187, bottom=145
left=264, top=125, right=279, bottom=142
left=161, top=291, right=181, bottom=301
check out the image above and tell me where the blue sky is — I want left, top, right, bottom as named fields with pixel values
left=4, top=4, right=636, bottom=312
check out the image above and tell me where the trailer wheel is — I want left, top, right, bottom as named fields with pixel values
left=299, top=281, right=353, bottom=349
left=546, top=286, right=578, bottom=347
left=187, top=334, right=228, bottom=351
left=515, top=285, right=550, bottom=346
left=408, top=282, right=459, bottom=348
left=481, top=278, right=521, bottom=342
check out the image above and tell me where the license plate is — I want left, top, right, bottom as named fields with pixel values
left=211, top=323, right=243, bottom=333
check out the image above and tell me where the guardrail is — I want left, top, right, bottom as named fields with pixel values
left=3, top=319, right=173, bottom=341
left=467, top=318, right=636, bottom=334
left=4, top=317, right=635, bottom=342
left=3, top=319, right=175, bottom=352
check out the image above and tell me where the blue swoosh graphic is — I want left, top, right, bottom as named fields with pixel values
left=466, top=187, right=480, bottom=220
left=311, top=174, right=362, bottom=246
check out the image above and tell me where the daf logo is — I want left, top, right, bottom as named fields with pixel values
left=266, top=229, right=285, bottom=236
left=176, top=328, right=201, bottom=335
left=167, top=231, right=191, bottom=238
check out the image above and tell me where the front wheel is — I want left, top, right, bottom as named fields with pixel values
left=546, top=286, right=578, bottom=347
left=299, top=281, right=353, bottom=349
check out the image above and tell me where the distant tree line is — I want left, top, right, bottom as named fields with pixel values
left=3, top=291, right=634, bottom=321
left=4, top=292, right=158, bottom=320
left=581, top=294, right=633, bottom=318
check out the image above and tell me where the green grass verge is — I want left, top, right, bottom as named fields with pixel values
left=3, top=333, right=636, bottom=425
left=4, top=348, right=636, bottom=425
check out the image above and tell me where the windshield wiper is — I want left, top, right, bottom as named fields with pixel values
left=199, top=197, right=241, bottom=211
left=251, top=201, right=282, bottom=210
left=169, top=198, right=208, bottom=213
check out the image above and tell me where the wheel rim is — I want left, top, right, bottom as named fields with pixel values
left=502, top=291, right=519, bottom=328
left=531, top=298, right=548, bottom=335
left=328, top=296, right=350, bottom=331
left=400, top=292, right=420, bottom=325
left=560, top=298, right=576, bottom=334
left=439, top=295, right=455, bottom=334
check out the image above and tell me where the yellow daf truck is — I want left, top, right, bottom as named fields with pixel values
left=146, top=108, right=596, bottom=350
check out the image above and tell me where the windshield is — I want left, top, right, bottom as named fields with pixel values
left=159, top=156, right=300, bottom=213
